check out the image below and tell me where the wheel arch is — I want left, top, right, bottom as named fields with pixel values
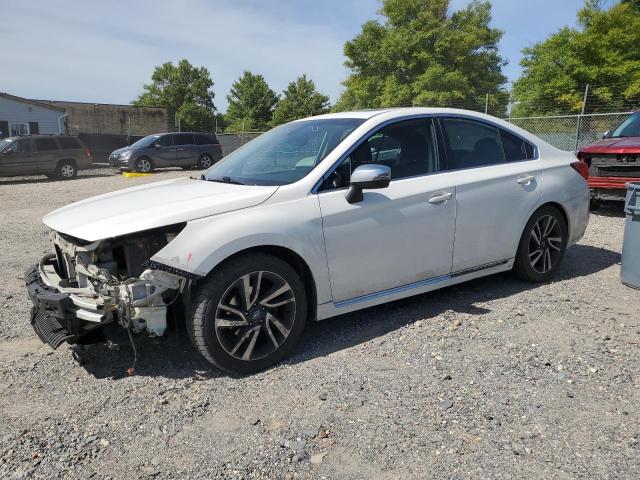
left=200, top=245, right=318, bottom=322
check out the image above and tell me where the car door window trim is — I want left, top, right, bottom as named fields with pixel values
left=313, top=114, right=442, bottom=194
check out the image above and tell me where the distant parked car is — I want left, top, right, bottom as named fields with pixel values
left=0, top=135, right=93, bottom=179
left=109, top=132, right=223, bottom=172
left=578, top=111, right=640, bottom=206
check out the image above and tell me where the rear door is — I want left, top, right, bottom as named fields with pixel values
left=439, top=116, right=542, bottom=272
left=32, top=137, right=61, bottom=174
left=174, top=133, right=197, bottom=167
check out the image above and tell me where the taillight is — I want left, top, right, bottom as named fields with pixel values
left=571, top=161, right=589, bottom=181
left=85, top=148, right=91, bottom=157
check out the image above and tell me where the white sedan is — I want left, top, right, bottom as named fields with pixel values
left=27, top=108, right=590, bottom=373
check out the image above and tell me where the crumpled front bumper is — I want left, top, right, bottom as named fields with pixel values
left=25, top=263, right=110, bottom=349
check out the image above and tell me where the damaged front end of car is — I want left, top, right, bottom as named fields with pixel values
left=25, top=223, right=196, bottom=349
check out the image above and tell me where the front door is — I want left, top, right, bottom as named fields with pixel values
left=439, top=116, right=543, bottom=272
left=318, top=118, right=456, bottom=303
left=152, top=134, right=177, bottom=167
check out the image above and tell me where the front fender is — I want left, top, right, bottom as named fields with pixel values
left=151, top=195, right=332, bottom=304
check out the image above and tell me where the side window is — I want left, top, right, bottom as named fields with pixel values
left=441, top=118, right=504, bottom=170
left=174, top=134, right=195, bottom=146
left=195, top=134, right=214, bottom=145
left=321, top=118, right=439, bottom=190
left=6, top=140, right=29, bottom=153
left=159, top=135, right=174, bottom=147
left=500, top=129, right=536, bottom=161
left=57, top=137, right=81, bottom=149
left=34, top=138, right=58, bottom=152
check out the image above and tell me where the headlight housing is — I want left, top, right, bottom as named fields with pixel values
left=120, top=151, right=132, bottom=160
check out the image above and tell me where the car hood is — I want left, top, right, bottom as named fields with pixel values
left=110, top=146, right=135, bottom=155
left=581, top=136, right=640, bottom=154
left=43, top=177, right=278, bottom=241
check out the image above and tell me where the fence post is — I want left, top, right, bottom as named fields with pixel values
left=242, top=119, right=245, bottom=146
left=575, top=84, right=590, bottom=151
left=485, top=94, right=489, bottom=114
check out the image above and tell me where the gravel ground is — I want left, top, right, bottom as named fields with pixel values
left=0, top=170, right=639, bottom=479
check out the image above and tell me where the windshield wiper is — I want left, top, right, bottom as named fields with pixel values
left=206, top=176, right=245, bottom=185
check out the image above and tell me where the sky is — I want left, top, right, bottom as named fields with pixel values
left=1, top=0, right=592, bottom=111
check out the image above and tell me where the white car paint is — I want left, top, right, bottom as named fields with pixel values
left=41, top=108, right=590, bottom=322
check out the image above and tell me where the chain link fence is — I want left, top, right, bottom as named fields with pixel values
left=507, top=112, right=632, bottom=151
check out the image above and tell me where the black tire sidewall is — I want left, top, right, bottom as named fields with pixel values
left=136, top=157, right=152, bottom=173
left=198, top=154, right=212, bottom=169
left=191, top=254, right=307, bottom=374
left=514, top=205, right=568, bottom=282
left=56, top=160, right=77, bottom=179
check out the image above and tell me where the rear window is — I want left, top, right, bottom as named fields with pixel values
left=57, top=137, right=82, bottom=149
left=195, top=134, right=218, bottom=145
left=35, top=138, right=58, bottom=152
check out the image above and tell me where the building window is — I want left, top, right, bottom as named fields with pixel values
left=10, top=123, right=29, bottom=136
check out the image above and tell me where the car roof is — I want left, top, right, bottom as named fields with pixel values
left=299, top=107, right=502, bottom=122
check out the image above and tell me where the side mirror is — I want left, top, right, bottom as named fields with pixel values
left=603, top=130, right=610, bottom=139
left=153, top=142, right=161, bottom=148
left=345, top=164, right=391, bottom=204
left=2, top=148, right=11, bottom=155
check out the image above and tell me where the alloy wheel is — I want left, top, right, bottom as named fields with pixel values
left=528, top=215, right=563, bottom=274
left=137, top=158, right=151, bottom=172
left=214, top=271, right=296, bottom=361
left=60, top=164, right=75, bottom=178
left=200, top=155, right=213, bottom=169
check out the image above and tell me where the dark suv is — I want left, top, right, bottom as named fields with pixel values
left=108, top=132, right=223, bottom=172
left=0, top=135, right=93, bottom=179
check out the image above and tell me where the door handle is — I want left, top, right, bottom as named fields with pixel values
left=428, top=192, right=453, bottom=204
left=517, top=175, right=535, bottom=185
left=168, top=149, right=176, bottom=152
left=176, top=148, right=185, bottom=152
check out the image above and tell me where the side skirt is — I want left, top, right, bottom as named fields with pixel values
left=316, top=259, right=513, bottom=320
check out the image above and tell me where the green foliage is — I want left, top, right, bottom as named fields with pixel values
left=512, top=0, right=640, bottom=116
left=133, top=59, right=215, bottom=131
left=225, top=71, right=279, bottom=131
left=272, top=75, right=330, bottom=125
left=335, top=0, right=507, bottom=113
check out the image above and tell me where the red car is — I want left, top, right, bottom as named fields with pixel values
left=578, top=111, right=640, bottom=207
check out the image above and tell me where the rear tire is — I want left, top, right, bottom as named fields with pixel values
left=187, top=253, right=307, bottom=374
left=513, top=205, right=568, bottom=283
left=55, top=160, right=77, bottom=179
left=198, top=153, right=213, bottom=170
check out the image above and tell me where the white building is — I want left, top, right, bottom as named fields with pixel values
left=0, top=92, right=66, bottom=138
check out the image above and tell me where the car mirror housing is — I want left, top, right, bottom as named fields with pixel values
left=345, top=164, right=391, bottom=204
left=603, top=130, right=610, bottom=139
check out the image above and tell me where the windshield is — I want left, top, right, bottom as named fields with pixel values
left=204, top=118, right=364, bottom=186
left=130, top=134, right=161, bottom=148
left=0, top=138, right=14, bottom=151
left=609, top=112, right=640, bottom=138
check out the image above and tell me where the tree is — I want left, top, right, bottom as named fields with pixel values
left=512, top=0, right=640, bottom=116
left=225, top=71, right=279, bottom=131
left=272, top=75, right=330, bottom=124
left=134, top=59, right=216, bottom=131
left=334, top=0, right=507, bottom=114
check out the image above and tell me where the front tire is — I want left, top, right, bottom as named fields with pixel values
left=188, top=253, right=307, bottom=374
left=135, top=157, right=153, bottom=173
left=513, top=205, right=568, bottom=282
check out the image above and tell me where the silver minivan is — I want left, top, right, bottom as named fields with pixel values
left=108, top=132, right=223, bottom=172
